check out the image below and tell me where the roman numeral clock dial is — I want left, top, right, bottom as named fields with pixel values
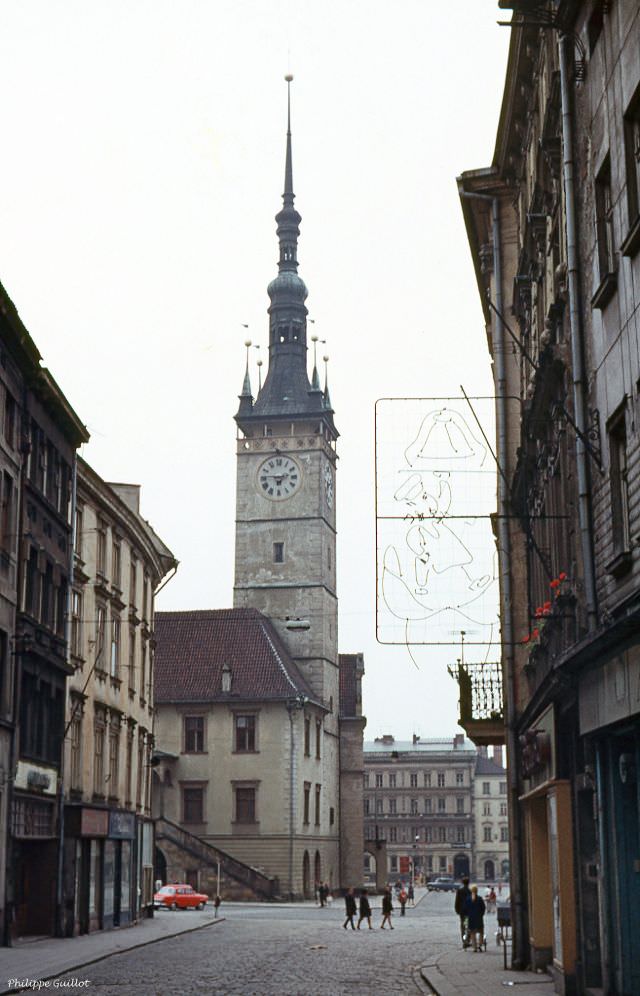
left=257, top=455, right=301, bottom=500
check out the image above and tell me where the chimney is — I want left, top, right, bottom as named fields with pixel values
left=413, top=734, right=421, bottom=745
left=453, top=733, right=465, bottom=749
left=493, top=745, right=504, bottom=768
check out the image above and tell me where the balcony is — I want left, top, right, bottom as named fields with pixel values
left=451, top=660, right=505, bottom=746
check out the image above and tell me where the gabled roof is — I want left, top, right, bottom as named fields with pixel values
left=154, top=608, right=318, bottom=706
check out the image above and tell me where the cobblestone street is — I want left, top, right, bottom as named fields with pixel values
left=44, top=893, right=462, bottom=995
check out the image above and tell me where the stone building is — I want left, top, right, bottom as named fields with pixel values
left=153, top=80, right=365, bottom=898
left=363, top=735, right=476, bottom=883
left=0, top=279, right=89, bottom=943
left=61, top=458, right=176, bottom=935
left=338, top=653, right=366, bottom=889
left=473, top=748, right=509, bottom=885
left=457, top=2, right=640, bottom=991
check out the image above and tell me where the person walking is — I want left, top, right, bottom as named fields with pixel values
left=454, top=876, right=471, bottom=948
left=318, top=882, right=326, bottom=907
left=357, top=889, right=372, bottom=929
left=399, top=888, right=407, bottom=916
left=343, top=888, right=357, bottom=930
left=381, top=886, right=394, bottom=929
left=407, top=882, right=415, bottom=907
left=465, top=885, right=486, bottom=952
left=213, top=895, right=221, bottom=918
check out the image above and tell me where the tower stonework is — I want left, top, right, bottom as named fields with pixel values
left=233, top=79, right=341, bottom=888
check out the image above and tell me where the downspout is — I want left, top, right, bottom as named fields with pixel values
left=559, top=33, right=597, bottom=629
left=461, top=188, right=526, bottom=967
left=55, top=454, right=78, bottom=937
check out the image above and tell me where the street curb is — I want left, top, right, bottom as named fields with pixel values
left=1, top=917, right=225, bottom=996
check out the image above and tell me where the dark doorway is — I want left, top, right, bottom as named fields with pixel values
left=453, top=854, right=470, bottom=879
left=302, top=850, right=310, bottom=898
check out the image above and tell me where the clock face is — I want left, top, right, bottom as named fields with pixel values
left=257, top=455, right=301, bottom=500
left=324, top=462, right=334, bottom=509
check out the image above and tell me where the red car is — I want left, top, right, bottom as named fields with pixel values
left=153, top=884, right=208, bottom=910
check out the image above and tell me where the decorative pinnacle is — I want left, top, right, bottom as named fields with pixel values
left=284, top=75, right=294, bottom=200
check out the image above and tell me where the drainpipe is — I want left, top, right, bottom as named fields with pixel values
left=558, top=33, right=597, bottom=629
left=461, top=189, right=526, bottom=967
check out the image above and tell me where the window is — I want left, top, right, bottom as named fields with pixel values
left=183, top=786, right=204, bottom=824
left=41, top=561, right=53, bottom=628
left=500, top=802, right=508, bottom=816
left=315, top=784, right=321, bottom=826
left=93, top=711, right=106, bottom=797
left=437, top=772, right=445, bottom=787
left=456, top=771, right=464, bottom=785
left=609, top=409, right=631, bottom=562
left=235, top=714, right=256, bottom=752
left=329, top=807, right=334, bottom=826
left=438, top=827, right=446, bottom=842
left=364, top=798, right=370, bottom=815
left=424, top=772, right=431, bottom=787
left=483, top=782, right=491, bottom=795
left=97, top=521, right=107, bottom=576
left=389, top=798, right=397, bottom=815
left=128, top=626, right=136, bottom=692
left=235, top=786, right=256, bottom=824
left=375, top=773, right=383, bottom=788
left=140, top=640, right=147, bottom=700
left=1, top=472, right=14, bottom=554
left=110, top=617, right=120, bottom=678
left=184, top=716, right=205, bottom=753
left=363, top=773, right=369, bottom=788
left=303, top=782, right=310, bottom=824
left=376, top=798, right=383, bottom=815
left=439, top=857, right=447, bottom=873
left=484, top=826, right=492, bottom=842
left=594, top=155, right=616, bottom=304
left=410, top=798, right=418, bottom=815
left=136, top=732, right=145, bottom=808
left=304, top=716, right=310, bottom=756
left=499, top=781, right=507, bottom=795
left=424, top=798, right=432, bottom=814
left=125, top=724, right=134, bottom=806
left=108, top=718, right=120, bottom=798
left=0, top=629, right=7, bottom=714
left=112, top=539, right=121, bottom=588
left=390, top=855, right=398, bottom=872
left=129, top=556, right=137, bottom=607
left=25, top=546, right=39, bottom=617
left=142, top=574, right=149, bottom=622
left=483, top=802, right=492, bottom=816
left=4, top=391, right=15, bottom=448
left=425, top=827, right=432, bottom=843
left=69, top=703, right=82, bottom=791
left=410, top=772, right=418, bottom=788
left=273, top=542, right=284, bottom=563
left=71, top=590, right=82, bottom=658
left=623, top=86, right=640, bottom=250
left=438, top=797, right=446, bottom=813
left=501, top=826, right=509, bottom=842
left=389, top=772, right=396, bottom=788
left=74, top=504, right=83, bottom=559
left=315, top=720, right=321, bottom=759
left=389, top=827, right=397, bottom=843
left=456, top=826, right=465, bottom=843
left=456, top=797, right=464, bottom=814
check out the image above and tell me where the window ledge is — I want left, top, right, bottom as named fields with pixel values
left=606, top=549, right=633, bottom=578
left=621, top=215, right=640, bottom=258
left=591, top=271, right=617, bottom=310
left=232, top=749, right=259, bottom=755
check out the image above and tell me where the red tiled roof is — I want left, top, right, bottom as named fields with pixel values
left=154, top=608, right=318, bottom=705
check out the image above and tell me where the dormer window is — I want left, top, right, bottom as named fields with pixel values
left=221, top=663, right=232, bottom=694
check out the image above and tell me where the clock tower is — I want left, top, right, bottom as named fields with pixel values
left=233, top=78, right=339, bottom=722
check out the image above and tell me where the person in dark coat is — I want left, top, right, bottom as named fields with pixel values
left=464, top=885, right=486, bottom=952
left=381, top=886, right=394, bottom=929
left=399, top=888, right=407, bottom=916
left=357, top=889, right=372, bottom=929
left=407, top=882, right=415, bottom=906
left=343, top=888, right=357, bottom=929
left=454, top=876, right=471, bottom=947
left=318, top=882, right=326, bottom=907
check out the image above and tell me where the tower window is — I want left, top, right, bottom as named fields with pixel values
left=273, top=542, right=284, bottom=563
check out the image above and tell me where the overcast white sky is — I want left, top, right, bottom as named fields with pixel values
left=0, top=0, right=510, bottom=739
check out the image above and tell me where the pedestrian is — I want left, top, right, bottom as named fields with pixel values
left=325, top=882, right=333, bottom=906
left=488, top=887, right=497, bottom=914
left=318, top=882, right=326, bottom=907
left=399, top=888, right=407, bottom=916
left=454, top=876, right=471, bottom=948
left=214, top=895, right=221, bottom=918
left=314, top=880, right=320, bottom=906
left=464, top=885, right=486, bottom=952
left=357, top=888, right=372, bottom=929
left=343, top=888, right=357, bottom=930
left=407, top=882, right=415, bottom=907
left=381, top=885, right=394, bottom=929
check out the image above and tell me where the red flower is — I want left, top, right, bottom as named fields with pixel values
left=534, top=607, right=544, bottom=618
left=522, top=634, right=531, bottom=644
left=550, top=578, right=560, bottom=589
left=532, top=628, right=539, bottom=638
left=558, top=572, right=567, bottom=581
left=543, top=600, right=551, bottom=610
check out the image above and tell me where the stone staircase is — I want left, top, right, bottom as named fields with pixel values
left=155, top=817, right=280, bottom=901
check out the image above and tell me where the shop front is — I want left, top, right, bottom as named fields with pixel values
left=11, top=760, right=60, bottom=938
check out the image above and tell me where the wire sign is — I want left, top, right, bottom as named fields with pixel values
left=375, top=397, right=502, bottom=648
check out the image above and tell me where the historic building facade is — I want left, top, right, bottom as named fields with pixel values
left=61, top=459, right=176, bottom=935
left=153, top=80, right=364, bottom=897
left=473, top=749, right=509, bottom=885
left=363, top=735, right=477, bottom=882
left=0, top=279, right=89, bottom=943
left=457, top=2, right=640, bottom=992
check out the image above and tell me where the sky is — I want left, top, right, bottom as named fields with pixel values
left=0, top=0, right=510, bottom=739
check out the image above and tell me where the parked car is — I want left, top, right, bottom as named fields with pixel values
left=153, top=884, right=208, bottom=910
left=426, top=877, right=459, bottom=892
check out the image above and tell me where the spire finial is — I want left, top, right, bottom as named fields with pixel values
left=323, top=353, right=332, bottom=409
left=284, top=74, right=294, bottom=201
left=236, top=338, right=253, bottom=415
